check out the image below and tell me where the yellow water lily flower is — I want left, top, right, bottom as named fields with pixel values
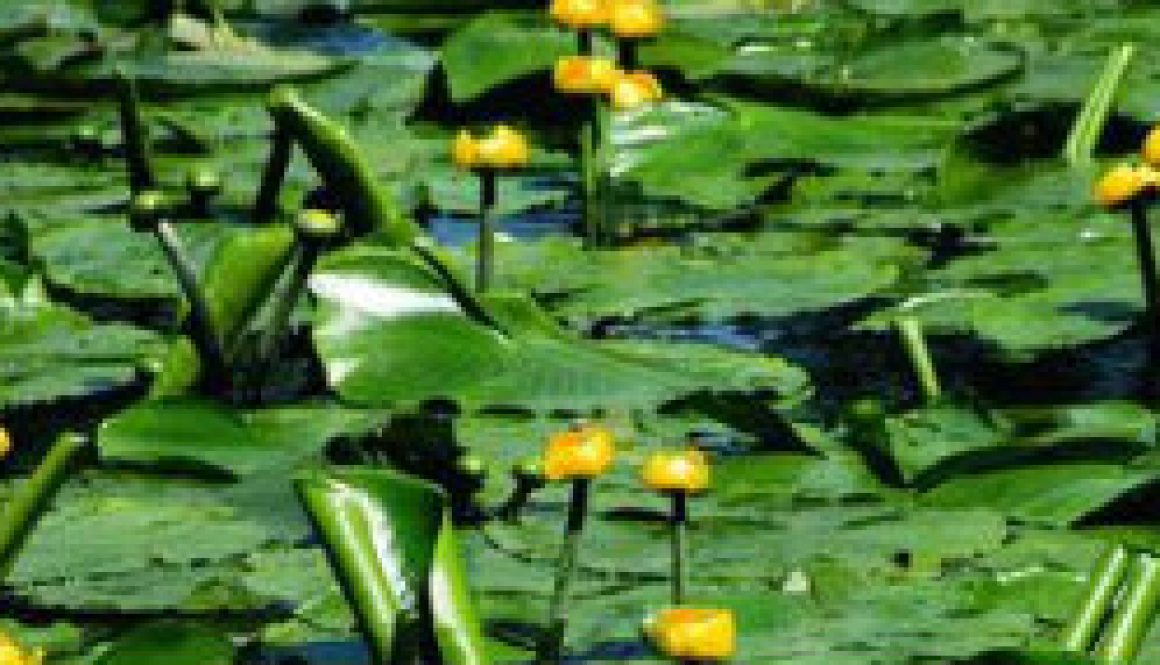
left=554, top=56, right=619, bottom=95
left=476, top=125, right=531, bottom=169
left=543, top=423, right=615, bottom=481
left=1143, top=126, right=1160, bottom=168
left=610, top=0, right=664, bottom=39
left=1095, top=163, right=1157, bottom=209
left=0, top=426, right=10, bottom=460
left=0, top=633, right=43, bottom=665
left=453, top=126, right=530, bottom=170
left=642, top=449, right=710, bottom=493
left=549, top=0, right=609, bottom=29
left=609, top=69, right=664, bottom=110
left=644, top=608, right=736, bottom=661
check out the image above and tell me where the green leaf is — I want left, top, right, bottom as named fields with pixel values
left=295, top=466, right=490, bottom=665
left=439, top=12, right=571, bottom=103
left=309, top=245, right=807, bottom=411
left=98, top=398, right=383, bottom=477
left=93, top=620, right=234, bottom=665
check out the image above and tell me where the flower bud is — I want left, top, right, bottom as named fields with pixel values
left=295, top=208, right=343, bottom=242
left=610, top=0, right=664, bottom=39
left=476, top=125, right=530, bottom=170
left=0, top=426, right=9, bottom=460
left=1095, top=163, right=1157, bottom=209
left=543, top=423, right=615, bottom=481
left=609, top=70, right=663, bottom=111
left=641, top=449, right=709, bottom=493
left=549, top=0, right=609, bottom=30
left=643, top=608, right=736, bottom=661
left=453, top=129, right=480, bottom=170
left=554, top=56, right=619, bottom=95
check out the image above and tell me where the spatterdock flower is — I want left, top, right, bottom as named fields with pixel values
left=0, top=632, right=43, bottom=665
left=550, top=0, right=609, bottom=30
left=642, top=449, right=709, bottom=494
left=453, top=126, right=531, bottom=170
left=554, top=56, right=619, bottom=95
left=610, top=0, right=664, bottom=39
left=543, top=423, right=615, bottom=481
left=609, top=70, right=663, bottom=110
left=644, top=608, right=736, bottom=661
left=1095, top=163, right=1157, bottom=209
left=0, top=426, right=10, bottom=460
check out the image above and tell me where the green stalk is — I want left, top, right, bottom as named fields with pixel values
left=1129, top=200, right=1160, bottom=352
left=476, top=170, right=497, bottom=293
left=154, top=221, right=230, bottom=391
left=253, top=123, right=294, bottom=223
left=1063, top=44, right=1136, bottom=168
left=895, top=315, right=941, bottom=404
left=538, top=479, right=591, bottom=664
left=618, top=39, right=638, bottom=71
left=670, top=492, right=688, bottom=606
left=113, top=68, right=156, bottom=194
left=0, top=433, right=86, bottom=579
left=1095, top=552, right=1160, bottom=663
left=581, top=105, right=599, bottom=249
left=1062, top=543, right=1132, bottom=653
left=594, top=95, right=612, bottom=246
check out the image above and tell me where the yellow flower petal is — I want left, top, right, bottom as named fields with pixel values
left=609, top=70, right=664, bottom=111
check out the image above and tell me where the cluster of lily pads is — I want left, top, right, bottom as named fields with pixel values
left=8, top=1, right=1160, bottom=664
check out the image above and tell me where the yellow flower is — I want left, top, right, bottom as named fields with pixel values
left=554, top=56, right=619, bottom=95
left=610, top=0, right=664, bottom=39
left=543, top=423, right=615, bottom=481
left=452, top=129, right=480, bottom=170
left=0, top=426, right=10, bottom=460
left=1094, top=163, right=1157, bottom=209
left=549, top=0, right=609, bottom=29
left=609, top=70, right=664, bottom=110
left=477, top=125, right=531, bottom=169
left=644, top=608, right=736, bottom=661
left=454, top=126, right=531, bottom=170
left=1143, top=126, right=1160, bottom=168
left=642, top=449, right=709, bottom=493
left=0, top=633, right=43, bottom=665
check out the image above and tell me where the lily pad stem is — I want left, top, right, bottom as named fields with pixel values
left=0, top=433, right=86, bottom=580
left=476, top=170, right=497, bottom=293
left=154, top=220, right=230, bottom=391
left=671, top=491, right=688, bottom=605
left=539, top=478, right=591, bottom=664
left=1129, top=200, right=1160, bottom=350
left=254, top=122, right=294, bottom=223
left=113, top=68, right=156, bottom=194
left=1061, top=543, right=1132, bottom=653
left=895, top=315, right=941, bottom=405
left=1095, top=552, right=1160, bottom=663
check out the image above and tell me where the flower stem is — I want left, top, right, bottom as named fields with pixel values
left=153, top=220, right=230, bottom=392
left=253, top=122, right=293, bottom=223
left=246, top=241, right=320, bottom=401
left=538, top=478, right=591, bottom=664
left=671, top=492, right=688, bottom=606
left=1061, top=543, right=1132, bottom=653
left=1095, top=552, right=1160, bottom=664
left=0, top=433, right=86, bottom=580
left=1129, top=200, right=1160, bottom=351
left=477, top=170, right=497, bottom=293
left=618, top=39, right=638, bottom=70
left=594, top=94, right=612, bottom=246
left=895, top=315, right=941, bottom=405
left=581, top=105, right=599, bottom=249
left=113, top=68, right=156, bottom=194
